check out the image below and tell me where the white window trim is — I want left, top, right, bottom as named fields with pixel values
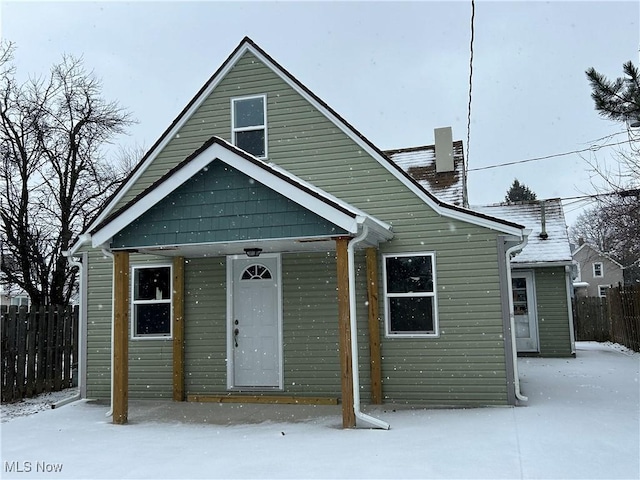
left=592, top=262, right=604, bottom=278
left=231, top=94, right=268, bottom=159
left=597, top=285, right=609, bottom=297
left=130, top=263, right=173, bottom=340
left=382, top=252, right=439, bottom=338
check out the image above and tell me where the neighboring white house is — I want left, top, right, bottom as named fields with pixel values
left=572, top=243, right=624, bottom=297
left=0, top=285, right=30, bottom=308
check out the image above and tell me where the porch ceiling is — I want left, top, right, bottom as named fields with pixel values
left=125, top=235, right=344, bottom=258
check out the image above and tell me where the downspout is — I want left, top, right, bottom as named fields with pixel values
left=65, top=252, right=87, bottom=398
left=101, top=247, right=115, bottom=417
left=61, top=251, right=86, bottom=406
left=505, top=237, right=529, bottom=403
left=348, top=221, right=390, bottom=429
left=565, top=266, right=576, bottom=355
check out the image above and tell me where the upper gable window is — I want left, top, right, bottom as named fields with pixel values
left=232, top=95, right=267, bottom=158
left=593, top=262, right=603, bottom=278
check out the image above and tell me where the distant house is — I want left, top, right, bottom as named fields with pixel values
left=572, top=243, right=624, bottom=297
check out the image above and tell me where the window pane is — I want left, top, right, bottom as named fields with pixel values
left=234, top=97, right=264, bottom=128
left=134, top=267, right=170, bottom=300
left=386, top=256, right=433, bottom=293
left=389, top=297, right=434, bottom=333
left=135, top=304, right=170, bottom=336
left=236, top=130, right=265, bottom=157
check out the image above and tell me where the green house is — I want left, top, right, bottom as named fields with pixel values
left=68, top=37, right=533, bottom=428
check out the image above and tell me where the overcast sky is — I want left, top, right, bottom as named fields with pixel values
left=2, top=1, right=638, bottom=226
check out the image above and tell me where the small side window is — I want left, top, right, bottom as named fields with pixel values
left=132, top=265, right=172, bottom=338
left=598, top=285, right=609, bottom=297
left=232, top=95, right=267, bottom=158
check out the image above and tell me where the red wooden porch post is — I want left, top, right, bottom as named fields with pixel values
left=335, top=237, right=356, bottom=428
left=112, top=251, right=129, bottom=425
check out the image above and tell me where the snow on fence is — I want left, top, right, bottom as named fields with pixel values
left=573, top=285, right=640, bottom=352
left=1, top=305, right=78, bottom=403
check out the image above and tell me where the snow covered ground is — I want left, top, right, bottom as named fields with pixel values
left=1, top=342, right=638, bottom=479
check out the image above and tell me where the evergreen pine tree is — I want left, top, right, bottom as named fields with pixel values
left=586, top=61, right=640, bottom=125
left=505, top=179, right=537, bottom=204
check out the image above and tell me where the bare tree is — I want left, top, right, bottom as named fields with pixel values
left=0, top=41, right=134, bottom=307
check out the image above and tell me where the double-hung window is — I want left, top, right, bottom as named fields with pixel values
left=132, top=265, right=172, bottom=338
left=232, top=95, right=267, bottom=158
left=383, top=253, right=438, bottom=337
left=593, top=262, right=603, bottom=278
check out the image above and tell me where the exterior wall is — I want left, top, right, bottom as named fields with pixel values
left=533, top=267, right=573, bottom=357
left=85, top=251, right=173, bottom=400
left=85, top=49, right=512, bottom=406
left=573, top=246, right=624, bottom=297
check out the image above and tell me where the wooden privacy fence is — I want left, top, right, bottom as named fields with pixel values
left=1, top=305, right=78, bottom=403
left=608, top=285, right=640, bottom=352
left=573, top=296, right=610, bottom=342
left=573, top=285, right=640, bottom=352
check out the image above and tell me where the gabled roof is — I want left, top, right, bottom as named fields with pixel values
left=475, top=199, right=572, bottom=266
left=90, top=136, right=393, bottom=250
left=385, top=141, right=466, bottom=207
left=75, top=37, right=526, bottom=253
left=572, top=243, right=624, bottom=269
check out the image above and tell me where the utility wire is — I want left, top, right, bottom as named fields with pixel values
left=468, top=140, right=631, bottom=172
left=465, top=0, right=475, bottom=197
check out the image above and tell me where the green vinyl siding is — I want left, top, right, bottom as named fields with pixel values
left=85, top=251, right=173, bottom=400
left=184, top=257, right=227, bottom=394
left=113, top=161, right=346, bottom=249
left=85, top=250, right=114, bottom=400
left=86, top=48, right=514, bottom=406
left=534, top=267, right=573, bottom=357
left=183, top=252, right=372, bottom=400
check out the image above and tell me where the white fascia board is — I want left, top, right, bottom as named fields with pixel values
left=87, top=40, right=521, bottom=239
left=221, top=150, right=361, bottom=234
left=92, top=142, right=364, bottom=248
left=85, top=47, right=249, bottom=237
left=246, top=47, right=525, bottom=237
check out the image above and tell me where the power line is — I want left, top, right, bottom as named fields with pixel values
left=468, top=140, right=631, bottom=172
left=464, top=0, right=475, bottom=196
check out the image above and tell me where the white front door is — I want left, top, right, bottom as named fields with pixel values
left=228, top=255, right=282, bottom=389
left=512, top=271, right=539, bottom=353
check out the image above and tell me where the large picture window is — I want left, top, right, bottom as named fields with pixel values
left=383, top=253, right=438, bottom=337
left=232, top=95, right=267, bottom=158
left=132, top=265, right=172, bottom=338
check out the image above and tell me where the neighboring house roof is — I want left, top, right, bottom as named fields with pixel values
left=385, top=141, right=466, bottom=207
left=572, top=243, right=624, bottom=269
left=72, top=37, right=525, bottom=254
left=90, top=136, right=394, bottom=252
left=475, top=199, right=572, bottom=266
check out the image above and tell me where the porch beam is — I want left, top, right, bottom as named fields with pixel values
left=365, top=248, right=383, bottom=404
left=112, top=251, right=129, bottom=425
left=173, top=256, right=185, bottom=401
left=335, top=237, right=355, bottom=428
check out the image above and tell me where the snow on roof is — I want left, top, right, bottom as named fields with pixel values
left=385, top=140, right=466, bottom=207
left=475, top=199, right=572, bottom=265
